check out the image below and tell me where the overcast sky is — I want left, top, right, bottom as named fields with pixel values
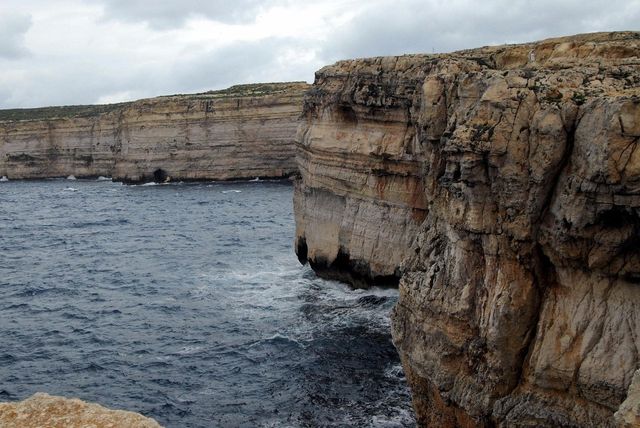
left=0, top=0, right=638, bottom=108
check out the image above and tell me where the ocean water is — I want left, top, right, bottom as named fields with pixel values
left=0, top=179, right=415, bottom=427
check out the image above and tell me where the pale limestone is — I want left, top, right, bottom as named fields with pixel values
left=0, top=393, right=162, bottom=428
left=0, top=82, right=309, bottom=182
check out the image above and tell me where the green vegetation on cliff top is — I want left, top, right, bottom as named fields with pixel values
left=0, top=82, right=308, bottom=122
left=163, top=82, right=309, bottom=99
left=0, top=102, right=130, bottom=122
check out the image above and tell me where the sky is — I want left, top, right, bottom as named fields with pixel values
left=0, top=0, right=638, bottom=108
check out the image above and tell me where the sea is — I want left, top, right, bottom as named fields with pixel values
left=0, top=178, right=415, bottom=427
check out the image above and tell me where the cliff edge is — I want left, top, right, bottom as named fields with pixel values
left=0, top=82, right=309, bottom=182
left=294, top=32, right=640, bottom=426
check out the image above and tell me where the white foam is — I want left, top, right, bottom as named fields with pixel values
left=141, top=182, right=158, bottom=186
left=222, top=190, right=242, bottom=194
left=96, top=176, right=112, bottom=181
left=0, top=176, right=8, bottom=182
left=176, top=346, right=203, bottom=355
left=66, top=175, right=77, bottom=180
left=369, top=409, right=416, bottom=427
left=63, top=187, right=78, bottom=192
left=250, top=177, right=260, bottom=182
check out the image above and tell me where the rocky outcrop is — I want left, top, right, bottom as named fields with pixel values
left=0, top=82, right=309, bottom=182
left=0, top=393, right=162, bottom=427
left=294, top=32, right=640, bottom=426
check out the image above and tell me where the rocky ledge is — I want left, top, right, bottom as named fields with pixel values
left=0, top=393, right=162, bottom=427
left=0, top=82, right=309, bottom=182
left=294, top=32, right=640, bottom=426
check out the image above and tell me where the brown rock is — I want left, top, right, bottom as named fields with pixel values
left=0, top=82, right=309, bottom=182
left=0, top=392, right=162, bottom=428
left=615, top=369, right=640, bottom=427
left=294, top=32, right=640, bottom=426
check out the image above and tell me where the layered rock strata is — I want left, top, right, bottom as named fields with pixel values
left=294, top=32, right=640, bottom=426
left=0, top=82, right=309, bottom=182
left=0, top=393, right=162, bottom=427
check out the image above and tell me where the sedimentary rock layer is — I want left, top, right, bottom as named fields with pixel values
left=294, top=32, right=640, bottom=426
left=0, top=82, right=309, bottom=182
left=0, top=393, right=162, bottom=428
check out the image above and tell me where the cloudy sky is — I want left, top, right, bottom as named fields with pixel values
left=0, top=0, right=638, bottom=108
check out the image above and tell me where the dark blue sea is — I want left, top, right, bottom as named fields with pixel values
left=0, top=179, right=415, bottom=427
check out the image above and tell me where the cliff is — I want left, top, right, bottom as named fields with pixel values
left=0, top=393, right=162, bottom=427
left=0, top=82, right=309, bottom=182
left=294, top=32, right=640, bottom=426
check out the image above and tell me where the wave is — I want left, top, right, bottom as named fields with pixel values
left=96, top=176, right=112, bottom=181
left=0, top=176, right=8, bottom=182
left=248, top=333, right=305, bottom=350
left=175, top=346, right=204, bottom=356
left=66, top=175, right=77, bottom=180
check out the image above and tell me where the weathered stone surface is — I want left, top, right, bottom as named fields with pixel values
left=294, top=55, right=428, bottom=286
left=0, top=392, right=162, bottom=427
left=616, top=369, right=640, bottom=428
left=294, top=32, right=640, bottom=426
left=0, top=82, right=309, bottom=182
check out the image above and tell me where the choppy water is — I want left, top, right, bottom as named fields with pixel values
left=0, top=179, right=415, bottom=427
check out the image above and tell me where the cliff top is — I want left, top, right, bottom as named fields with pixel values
left=0, top=81, right=310, bottom=122
left=160, top=81, right=310, bottom=100
left=321, top=31, right=640, bottom=75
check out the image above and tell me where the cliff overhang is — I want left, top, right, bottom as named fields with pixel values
left=294, top=31, right=640, bottom=426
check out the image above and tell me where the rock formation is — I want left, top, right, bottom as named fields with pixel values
left=0, top=82, right=309, bottom=182
left=294, top=32, right=640, bottom=426
left=616, top=369, right=640, bottom=427
left=0, top=392, right=162, bottom=427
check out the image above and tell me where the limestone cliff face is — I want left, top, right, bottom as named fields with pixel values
left=0, top=393, right=162, bottom=427
left=294, top=32, right=640, bottom=426
left=0, top=110, right=121, bottom=179
left=0, top=82, right=309, bottom=182
left=294, top=56, right=428, bottom=286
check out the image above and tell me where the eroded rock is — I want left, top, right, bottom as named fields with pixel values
left=0, top=392, right=162, bottom=428
left=0, top=82, right=309, bottom=182
left=616, top=369, right=640, bottom=428
left=294, top=32, right=640, bottom=426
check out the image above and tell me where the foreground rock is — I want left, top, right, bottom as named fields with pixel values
left=295, top=32, right=640, bottom=426
left=0, top=82, right=309, bottom=182
left=0, top=393, right=162, bottom=427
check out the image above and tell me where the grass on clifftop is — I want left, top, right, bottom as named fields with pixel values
left=0, top=102, right=130, bottom=122
left=161, top=81, right=309, bottom=99
left=0, top=81, right=309, bottom=122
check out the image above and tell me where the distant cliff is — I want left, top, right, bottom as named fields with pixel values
left=0, top=82, right=309, bottom=182
left=294, top=32, right=640, bottom=426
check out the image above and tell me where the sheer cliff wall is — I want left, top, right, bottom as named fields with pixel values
left=0, top=82, right=309, bottom=182
left=294, top=32, right=640, bottom=426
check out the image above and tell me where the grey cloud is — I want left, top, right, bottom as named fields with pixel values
left=89, top=0, right=273, bottom=29
left=0, top=13, right=32, bottom=59
left=1, top=0, right=638, bottom=109
left=1, top=61, right=151, bottom=108
left=320, top=0, right=640, bottom=61
left=0, top=36, right=314, bottom=108
left=170, top=37, right=309, bottom=92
